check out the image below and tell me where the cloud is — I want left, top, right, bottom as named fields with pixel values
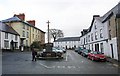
left=0, top=0, right=120, bottom=38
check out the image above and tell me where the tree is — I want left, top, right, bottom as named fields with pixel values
left=49, top=29, right=64, bottom=41
left=30, top=41, right=41, bottom=50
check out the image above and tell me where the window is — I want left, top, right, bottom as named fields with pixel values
left=91, top=33, right=93, bottom=41
left=100, top=43, right=104, bottom=53
left=27, top=26, right=29, bottom=30
left=22, top=31, right=25, bottom=37
left=109, top=30, right=111, bottom=40
left=36, top=29, right=37, bottom=33
left=86, top=37, right=87, bottom=43
left=26, top=40, right=28, bottom=46
left=5, top=33, right=8, bottom=39
left=33, top=34, right=34, bottom=39
left=4, top=40, right=9, bottom=48
left=15, top=35, right=17, bottom=40
left=23, top=24, right=25, bottom=29
left=36, top=35, right=37, bottom=39
left=95, top=32, right=98, bottom=40
left=94, top=22, right=97, bottom=29
left=27, top=32, right=29, bottom=38
left=33, top=28, right=34, bottom=32
left=11, top=34, right=13, bottom=39
left=88, top=35, right=90, bottom=42
left=100, top=29, right=103, bottom=38
left=84, top=38, right=85, bottom=44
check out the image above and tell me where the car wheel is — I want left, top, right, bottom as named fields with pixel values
left=92, top=57, right=94, bottom=61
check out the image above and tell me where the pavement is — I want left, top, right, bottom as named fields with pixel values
left=106, top=56, right=120, bottom=68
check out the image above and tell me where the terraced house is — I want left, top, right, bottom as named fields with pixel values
left=2, top=13, right=45, bottom=51
left=80, top=3, right=120, bottom=61
left=54, top=37, right=80, bottom=49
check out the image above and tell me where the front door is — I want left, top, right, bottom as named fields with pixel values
left=110, top=44, right=114, bottom=58
left=95, top=44, right=99, bottom=52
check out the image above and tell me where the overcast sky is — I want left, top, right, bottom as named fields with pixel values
left=0, top=0, right=119, bottom=39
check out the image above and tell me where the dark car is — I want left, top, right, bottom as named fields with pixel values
left=75, top=48, right=79, bottom=52
left=88, top=51, right=106, bottom=61
left=81, top=49, right=91, bottom=57
left=75, top=47, right=83, bottom=53
left=78, top=48, right=84, bottom=54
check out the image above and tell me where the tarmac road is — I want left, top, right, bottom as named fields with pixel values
left=2, top=50, right=119, bottom=74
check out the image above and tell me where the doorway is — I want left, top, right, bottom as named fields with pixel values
left=110, top=44, right=114, bottom=58
left=95, top=44, right=99, bottom=52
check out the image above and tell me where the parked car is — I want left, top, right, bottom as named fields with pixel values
left=58, top=47, right=66, bottom=53
left=74, top=47, right=83, bottom=53
left=75, top=48, right=79, bottom=52
left=88, top=51, right=106, bottom=61
left=81, top=49, right=91, bottom=57
left=52, top=47, right=63, bottom=57
left=78, top=48, right=84, bottom=54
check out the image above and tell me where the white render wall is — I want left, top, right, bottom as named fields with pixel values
left=79, top=17, right=118, bottom=60
left=1, top=31, right=20, bottom=49
left=53, top=41, right=80, bottom=49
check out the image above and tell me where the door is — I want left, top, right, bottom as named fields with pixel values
left=110, top=44, right=114, bottom=58
left=95, top=44, right=99, bottom=52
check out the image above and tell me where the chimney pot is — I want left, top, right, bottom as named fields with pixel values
left=14, top=13, right=25, bottom=21
left=27, top=20, right=35, bottom=26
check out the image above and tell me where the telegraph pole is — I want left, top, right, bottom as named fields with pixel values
left=46, top=20, right=50, bottom=43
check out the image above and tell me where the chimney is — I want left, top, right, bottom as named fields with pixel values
left=93, top=15, right=100, bottom=18
left=27, top=20, right=35, bottom=26
left=14, top=13, right=25, bottom=21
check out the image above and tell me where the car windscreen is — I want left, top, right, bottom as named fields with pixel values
left=93, top=51, right=102, bottom=54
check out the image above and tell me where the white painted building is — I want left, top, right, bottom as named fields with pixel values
left=80, top=3, right=119, bottom=60
left=53, top=37, right=80, bottom=49
left=80, top=15, right=109, bottom=56
left=0, top=22, right=20, bottom=51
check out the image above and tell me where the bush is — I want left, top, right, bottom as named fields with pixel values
left=30, top=41, right=41, bottom=51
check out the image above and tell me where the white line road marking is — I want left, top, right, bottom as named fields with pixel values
left=65, top=52, right=68, bottom=61
left=39, top=63, right=54, bottom=68
left=57, top=66, right=65, bottom=68
left=39, top=62, right=78, bottom=69
left=67, top=66, right=76, bottom=69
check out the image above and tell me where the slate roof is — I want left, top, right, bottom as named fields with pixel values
left=2, top=16, right=45, bottom=33
left=0, top=22, right=20, bottom=35
left=54, top=37, right=80, bottom=42
left=81, top=3, right=120, bottom=37
left=2, top=16, right=21, bottom=22
left=102, top=3, right=120, bottom=22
